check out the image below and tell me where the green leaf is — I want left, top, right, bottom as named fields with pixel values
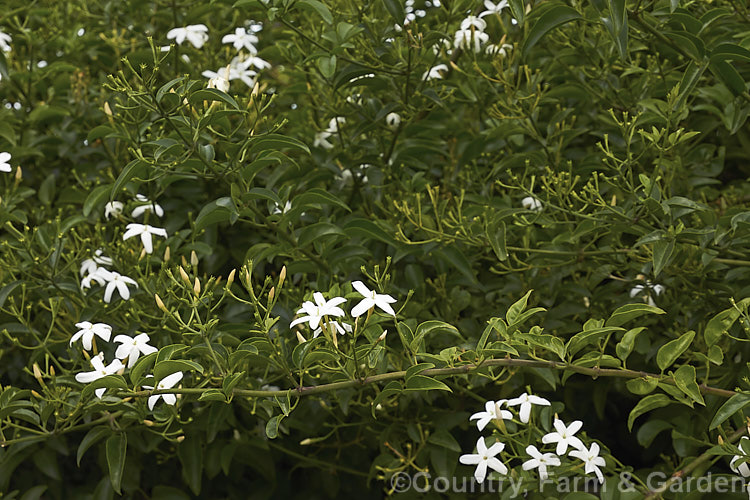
left=486, top=219, right=508, bottom=261
left=712, top=43, right=750, bottom=63
left=177, top=436, right=203, bottom=495
left=628, top=394, right=673, bottom=431
left=198, top=389, right=227, bottom=402
left=427, top=429, right=461, bottom=452
left=656, top=331, right=695, bottom=372
left=410, top=321, right=460, bottom=352
left=265, top=414, right=284, bottom=439
left=672, top=365, right=704, bottom=406
left=704, top=302, right=749, bottom=346
left=106, top=433, right=127, bottom=495
left=111, top=159, right=148, bottom=201
left=82, top=184, right=112, bottom=217
left=710, top=393, right=750, bottom=430
left=606, top=303, right=666, bottom=327
left=77, top=426, right=111, bottom=466
left=317, top=54, right=337, bottom=78
left=81, top=375, right=129, bottom=399
left=508, top=0, right=525, bottom=26
left=154, top=360, right=204, bottom=381
left=382, top=0, right=405, bottom=25
left=293, top=188, right=351, bottom=212
left=297, top=222, right=346, bottom=247
left=615, top=327, right=646, bottom=362
left=606, top=0, right=628, bottom=59
left=521, top=5, right=582, bottom=58
left=506, top=290, right=533, bottom=325
left=709, top=60, right=747, bottom=96
left=566, top=327, right=624, bottom=357
left=0, top=281, right=22, bottom=309
left=189, top=88, right=240, bottom=110
left=676, top=61, right=708, bottom=109
left=625, top=376, right=659, bottom=395
left=130, top=352, right=157, bottom=386
left=249, top=133, right=310, bottom=156
left=652, top=238, right=674, bottom=277
left=404, top=375, right=451, bottom=392
left=194, top=197, right=239, bottom=232
left=371, top=380, right=402, bottom=418
left=297, top=0, right=333, bottom=24
left=405, top=363, right=435, bottom=381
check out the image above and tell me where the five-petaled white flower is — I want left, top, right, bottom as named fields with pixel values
left=70, top=321, right=112, bottom=351
left=0, top=152, right=12, bottom=173
left=479, top=0, right=509, bottom=17
left=629, top=281, right=665, bottom=307
left=351, top=281, right=397, bottom=317
left=0, top=31, right=11, bottom=53
left=569, top=442, right=607, bottom=483
left=542, top=419, right=585, bottom=455
left=98, top=270, right=138, bottom=303
left=114, top=333, right=158, bottom=368
left=422, top=64, right=449, bottom=80
left=144, top=371, right=184, bottom=410
left=507, top=392, right=550, bottom=423
left=167, top=25, right=209, bottom=49
left=313, top=320, right=352, bottom=338
left=104, top=201, right=124, bottom=219
left=522, top=196, right=543, bottom=211
left=222, top=27, right=259, bottom=53
left=122, top=223, right=168, bottom=254
left=454, top=29, right=489, bottom=53
left=75, top=353, right=124, bottom=398
left=470, top=400, right=512, bottom=431
left=459, top=437, right=508, bottom=483
left=522, top=445, right=561, bottom=480
left=460, top=16, right=487, bottom=31
left=731, top=437, right=750, bottom=478
left=290, top=292, right=347, bottom=329
left=131, top=194, right=164, bottom=218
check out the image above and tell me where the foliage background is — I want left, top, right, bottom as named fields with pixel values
left=3, top=0, right=750, bottom=498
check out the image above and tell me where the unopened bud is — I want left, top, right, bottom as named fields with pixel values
left=103, top=101, right=113, bottom=116
left=268, top=286, right=275, bottom=301
left=163, top=246, right=171, bottom=262
left=179, top=266, right=190, bottom=284
left=244, top=268, right=251, bottom=286
left=296, top=332, right=307, bottom=344
left=31, top=390, right=42, bottom=399
left=279, top=266, right=286, bottom=288
left=300, top=438, right=313, bottom=446
left=190, top=250, right=198, bottom=267
left=143, top=419, right=154, bottom=427
left=15, top=166, right=22, bottom=182
left=193, top=277, right=201, bottom=296
left=176, top=435, right=185, bottom=443
left=227, top=269, right=236, bottom=286
left=718, top=435, right=724, bottom=445
left=32, top=363, right=43, bottom=382
left=155, top=294, right=167, bottom=312
left=49, top=366, right=55, bottom=376
left=378, top=330, right=388, bottom=342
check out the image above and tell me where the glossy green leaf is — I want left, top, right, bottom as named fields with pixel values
left=404, top=375, right=451, bottom=392
left=628, top=394, right=673, bottom=431
left=106, top=433, right=127, bottom=494
left=672, top=365, right=704, bottom=405
left=77, top=426, right=112, bottom=466
left=656, top=331, right=695, bottom=372
left=710, top=393, right=750, bottom=430
left=606, top=303, right=666, bottom=327
left=297, top=0, right=333, bottom=24
left=522, top=5, right=582, bottom=58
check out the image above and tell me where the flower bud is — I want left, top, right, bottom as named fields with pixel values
left=155, top=293, right=167, bottom=312
left=190, top=250, right=198, bottom=267
left=227, top=269, right=236, bottom=287
left=299, top=438, right=313, bottom=446
left=163, top=246, right=171, bottom=262
left=143, top=419, right=154, bottom=427
left=49, top=366, right=55, bottom=376
left=378, top=330, right=388, bottom=342
left=176, top=435, right=185, bottom=443
left=268, top=286, right=275, bottom=302
left=179, top=266, right=190, bottom=284
left=193, top=277, right=201, bottom=296
left=296, top=332, right=307, bottom=344
left=279, top=266, right=286, bottom=288
left=32, top=363, right=43, bottom=383
left=15, top=166, right=22, bottom=182
left=103, top=101, right=113, bottom=116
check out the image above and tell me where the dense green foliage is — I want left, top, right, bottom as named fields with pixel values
left=3, top=0, right=750, bottom=498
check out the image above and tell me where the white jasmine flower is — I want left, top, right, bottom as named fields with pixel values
left=75, top=353, right=124, bottom=398
left=507, top=392, right=550, bottom=423
left=479, top=0, right=509, bottom=17
left=470, top=400, right=512, bottom=431
left=313, top=320, right=352, bottom=338
left=385, top=112, right=401, bottom=130
left=422, top=64, right=449, bottom=80
left=247, top=20, right=263, bottom=33
left=222, top=27, right=259, bottom=53
left=522, top=445, right=561, bottom=480
left=731, top=437, right=750, bottom=478
left=114, top=333, right=158, bottom=368
left=415, top=9, right=426, bottom=17
left=144, top=371, right=184, bottom=410
left=290, top=292, right=347, bottom=329
left=70, top=321, right=112, bottom=351
left=0, top=31, right=11, bottom=52
left=122, top=223, right=168, bottom=254
left=459, top=437, right=508, bottom=483
left=272, top=201, right=292, bottom=215
left=542, top=419, right=585, bottom=455
left=81, top=269, right=108, bottom=290
left=131, top=194, right=164, bottom=218
left=314, top=131, right=334, bottom=149
left=325, top=117, right=345, bottom=134
left=454, top=29, right=489, bottom=53
left=98, top=270, right=138, bottom=303
left=167, top=25, right=209, bottom=49
left=0, top=152, right=12, bottom=173
left=351, top=281, right=397, bottom=317
left=521, top=196, right=543, bottom=211
left=104, top=201, right=124, bottom=219
left=486, top=43, right=513, bottom=57
left=569, top=442, right=607, bottom=483
left=629, top=281, right=665, bottom=307
left=207, top=74, right=230, bottom=92
left=234, top=54, right=271, bottom=71
left=431, top=39, right=453, bottom=56
left=460, top=16, right=487, bottom=31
